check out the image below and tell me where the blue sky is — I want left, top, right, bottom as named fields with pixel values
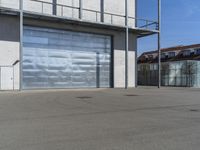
left=137, top=0, right=200, bottom=55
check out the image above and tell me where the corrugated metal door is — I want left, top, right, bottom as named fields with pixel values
left=22, top=26, right=111, bottom=89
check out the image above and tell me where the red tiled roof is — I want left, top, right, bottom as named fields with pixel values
left=161, top=44, right=200, bottom=52
left=138, top=44, right=200, bottom=64
left=141, top=44, right=200, bottom=55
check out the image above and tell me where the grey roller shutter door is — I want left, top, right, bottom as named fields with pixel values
left=22, top=26, right=112, bottom=89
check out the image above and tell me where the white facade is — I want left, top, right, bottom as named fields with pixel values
left=0, top=0, right=153, bottom=90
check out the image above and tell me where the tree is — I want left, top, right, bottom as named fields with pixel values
left=182, top=61, right=196, bottom=87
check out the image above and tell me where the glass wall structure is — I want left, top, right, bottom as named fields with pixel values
left=138, top=60, right=200, bottom=88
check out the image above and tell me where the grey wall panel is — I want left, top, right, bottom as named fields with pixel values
left=23, top=26, right=111, bottom=89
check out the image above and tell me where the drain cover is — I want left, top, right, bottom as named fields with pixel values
left=124, top=94, right=139, bottom=97
left=190, top=109, right=199, bottom=112
left=77, top=96, right=92, bottom=99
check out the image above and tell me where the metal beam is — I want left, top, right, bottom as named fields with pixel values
left=79, top=0, right=82, bottom=19
left=158, top=0, right=161, bottom=88
left=125, top=0, right=129, bottom=89
left=20, top=0, right=23, bottom=90
left=53, top=0, right=57, bottom=15
left=100, top=0, right=104, bottom=22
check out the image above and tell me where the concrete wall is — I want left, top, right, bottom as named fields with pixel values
left=0, top=14, right=136, bottom=90
left=0, top=15, right=20, bottom=90
left=0, top=0, right=19, bottom=9
left=114, top=33, right=136, bottom=87
left=104, top=0, right=135, bottom=27
left=24, top=18, right=137, bottom=88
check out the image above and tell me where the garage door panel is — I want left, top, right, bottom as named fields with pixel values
left=23, top=26, right=111, bottom=89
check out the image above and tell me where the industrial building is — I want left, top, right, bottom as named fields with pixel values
left=0, top=0, right=159, bottom=90
left=138, top=44, right=200, bottom=87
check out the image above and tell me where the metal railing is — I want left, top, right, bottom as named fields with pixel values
left=0, top=0, right=158, bottom=31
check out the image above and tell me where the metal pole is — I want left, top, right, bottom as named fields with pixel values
left=100, top=0, right=104, bottom=22
left=125, top=0, right=129, bottom=89
left=158, top=0, right=161, bottom=88
left=79, top=0, right=82, bottom=19
left=135, top=40, right=138, bottom=88
left=20, top=0, right=23, bottom=90
left=135, top=0, right=138, bottom=88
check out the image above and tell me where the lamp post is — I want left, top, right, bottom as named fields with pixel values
left=158, top=0, right=161, bottom=88
left=125, top=0, right=129, bottom=89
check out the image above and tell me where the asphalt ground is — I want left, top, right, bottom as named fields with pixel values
left=0, top=87, right=200, bottom=150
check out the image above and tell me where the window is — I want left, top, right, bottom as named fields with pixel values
left=195, top=49, right=200, bottom=55
left=183, top=50, right=191, bottom=56
left=168, top=52, right=176, bottom=58
left=148, top=55, right=153, bottom=60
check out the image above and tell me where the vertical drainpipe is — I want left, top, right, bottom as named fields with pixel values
left=79, top=0, right=82, bottom=19
left=19, top=0, right=23, bottom=91
left=100, top=0, right=104, bottom=22
left=158, top=0, right=161, bottom=88
left=135, top=0, right=138, bottom=88
left=125, top=0, right=129, bottom=89
left=53, top=0, right=57, bottom=15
